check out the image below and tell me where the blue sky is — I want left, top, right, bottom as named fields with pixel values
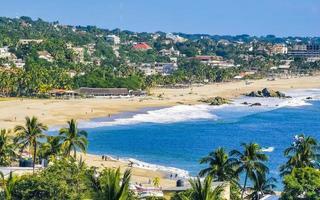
left=1, top=0, right=319, bottom=36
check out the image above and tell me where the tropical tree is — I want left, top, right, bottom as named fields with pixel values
left=174, top=176, right=223, bottom=200
left=14, top=116, right=48, bottom=172
left=199, top=147, right=238, bottom=182
left=0, top=129, right=16, bottom=166
left=38, top=136, right=62, bottom=161
left=247, top=171, right=276, bottom=200
left=281, top=167, right=320, bottom=200
left=230, top=143, right=269, bottom=199
left=59, top=119, right=88, bottom=158
left=280, top=134, right=320, bottom=176
left=0, top=172, right=18, bottom=200
left=88, top=168, right=131, bottom=200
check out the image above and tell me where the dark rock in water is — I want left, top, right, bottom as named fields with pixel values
left=242, top=102, right=249, bottom=105
left=199, top=96, right=231, bottom=106
left=306, top=97, right=312, bottom=100
left=250, top=102, right=262, bottom=106
left=246, top=88, right=288, bottom=98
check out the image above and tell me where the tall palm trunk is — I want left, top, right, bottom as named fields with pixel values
left=33, top=142, right=37, bottom=173
left=241, top=170, right=248, bottom=199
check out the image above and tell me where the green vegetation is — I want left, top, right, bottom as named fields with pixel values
left=1, top=17, right=319, bottom=97
left=281, top=167, right=320, bottom=200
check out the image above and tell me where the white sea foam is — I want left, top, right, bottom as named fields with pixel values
left=261, top=147, right=275, bottom=152
left=79, top=104, right=218, bottom=129
left=126, top=158, right=189, bottom=178
left=74, top=88, right=320, bottom=129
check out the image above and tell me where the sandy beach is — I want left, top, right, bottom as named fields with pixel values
left=1, top=76, right=320, bottom=130
left=1, top=75, right=320, bottom=188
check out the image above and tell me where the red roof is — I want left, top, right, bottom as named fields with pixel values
left=133, top=42, right=152, bottom=50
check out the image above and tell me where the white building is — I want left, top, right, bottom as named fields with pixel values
left=166, top=33, right=187, bottom=43
left=0, top=47, right=12, bottom=58
left=159, top=47, right=180, bottom=57
left=154, top=62, right=178, bottom=76
left=106, top=35, right=121, bottom=45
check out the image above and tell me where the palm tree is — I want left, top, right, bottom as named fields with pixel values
left=199, top=147, right=238, bottom=183
left=280, top=134, right=320, bottom=176
left=0, top=171, right=18, bottom=200
left=39, top=136, right=62, bottom=161
left=14, top=116, right=48, bottom=172
left=59, top=119, right=88, bottom=158
left=248, top=171, right=276, bottom=200
left=0, top=129, right=16, bottom=166
left=89, top=168, right=131, bottom=200
left=179, top=176, right=223, bottom=200
left=230, top=143, right=269, bottom=199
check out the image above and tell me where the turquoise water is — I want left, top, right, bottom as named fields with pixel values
left=82, top=100, right=320, bottom=187
left=50, top=89, right=320, bottom=188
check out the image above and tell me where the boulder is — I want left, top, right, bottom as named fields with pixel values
left=246, top=88, right=288, bottom=98
left=250, top=102, right=262, bottom=106
left=199, top=96, right=231, bottom=106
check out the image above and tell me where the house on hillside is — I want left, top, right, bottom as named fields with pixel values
left=38, top=51, right=54, bottom=62
left=132, top=42, right=152, bottom=51
left=106, top=35, right=121, bottom=45
left=159, top=47, right=180, bottom=56
left=18, top=39, right=43, bottom=45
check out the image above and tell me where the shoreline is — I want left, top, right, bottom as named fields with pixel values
left=2, top=75, right=320, bottom=189
left=1, top=75, right=320, bottom=130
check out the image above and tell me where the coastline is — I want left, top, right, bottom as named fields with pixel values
left=2, top=75, right=320, bottom=188
left=1, top=75, right=320, bottom=130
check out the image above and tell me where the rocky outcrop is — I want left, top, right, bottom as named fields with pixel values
left=246, top=88, right=290, bottom=98
left=200, top=96, right=231, bottom=106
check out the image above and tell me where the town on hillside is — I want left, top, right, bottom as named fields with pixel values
left=0, top=16, right=320, bottom=98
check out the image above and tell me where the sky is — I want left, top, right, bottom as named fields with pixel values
left=0, top=0, right=319, bottom=37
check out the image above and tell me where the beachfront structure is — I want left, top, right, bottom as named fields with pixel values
left=106, top=35, right=121, bottom=45
left=138, top=62, right=178, bottom=76
left=77, top=87, right=129, bottom=97
left=288, top=44, right=320, bottom=57
left=154, top=62, right=178, bottom=75
left=132, top=42, right=152, bottom=51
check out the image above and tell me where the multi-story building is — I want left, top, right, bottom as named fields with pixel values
left=271, top=44, right=288, bottom=54
left=106, top=35, right=121, bottom=45
left=288, top=44, right=320, bottom=57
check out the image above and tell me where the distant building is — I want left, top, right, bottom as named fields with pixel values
left=0, top=47, right=12, bottom=58
left=271, top=44, right=288, bottom=54
left=166, top=33, right=187, bottom=43
left=154, top=62, right=178, bottom=76
left=138, top=62, right=178, bottom=76
left=191, top=56, right=237, bottom=68
left=106, top=35, right=121, bottom=45
left=159, top=47, right=180, bottom=56
left=71, top=47, right=85, bottom=63
left=132, top=42, right=152, bottom=51
left=38, top=51, right=54, bottom=62
left=288, top=44, right=320, bottom=57
left=18, top=39, right=43, bottom=45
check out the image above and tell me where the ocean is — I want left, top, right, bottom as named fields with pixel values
left=52, top=88, right=320, bottom=188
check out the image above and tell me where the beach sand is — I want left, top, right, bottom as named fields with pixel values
left=1, top=76, right=320, bottom=130
left=1, top=75, right=320, bottom=189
